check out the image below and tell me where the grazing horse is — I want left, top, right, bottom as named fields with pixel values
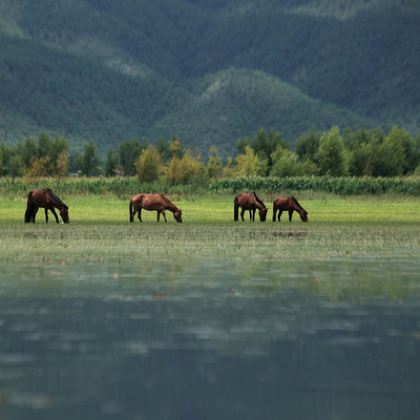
left=129, top=193, right=183, bottom=223
left=234, top=192, right=268, bottom=222
left=272, top=196, right=308, bottom=222
left=24, top=188, right=69, bottom=224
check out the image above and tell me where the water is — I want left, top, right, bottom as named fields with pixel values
left=1, top=227, right=420, bottom=419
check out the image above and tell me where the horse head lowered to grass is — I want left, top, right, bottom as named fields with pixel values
left=24, top=188, right=69, bottom=224
left=129, top=193, right=183, bottom=223
left=234, top=192, right=268, bottom=222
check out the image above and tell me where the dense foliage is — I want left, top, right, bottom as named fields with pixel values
left=1, top=127, right=419, bottom=180
left=1, top=127, right=420, bottom=196
left=0, top=0, right=419, bottom=150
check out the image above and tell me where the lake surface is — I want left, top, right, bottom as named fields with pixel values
left=0, top=224, right=420, bottom=420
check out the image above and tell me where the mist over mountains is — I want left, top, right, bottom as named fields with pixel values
left=1, top=0, right=419, bottom=152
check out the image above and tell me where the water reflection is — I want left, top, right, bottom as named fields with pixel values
left=0, top=256, right=420, bottom=419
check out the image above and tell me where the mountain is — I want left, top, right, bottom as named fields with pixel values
left=0, top=0, right=419, bottom=151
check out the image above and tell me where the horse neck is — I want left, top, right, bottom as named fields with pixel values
left=291, top=196, right=303, bottom=212
left=255, top=201, right=266, bottom=211
left=49, top=191, right=65, bottom=209
left=252, top=192, right=266, bottom=210
left=161, top=197, right=179, bottom=213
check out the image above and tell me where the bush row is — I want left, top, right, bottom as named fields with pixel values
left=209, top=176, right=420, bottom=195
left=1, top=176, right=420, bottom=197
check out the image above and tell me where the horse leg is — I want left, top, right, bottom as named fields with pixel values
left=272, top=207, right=277, bottom=222
left=138, top=208, right=142, bottom=222
left=278, top=210, right=282, bottom=222
left=129, top=203, right=134, bottom=222
left=51, top=208, right=60, bottom=223
left=288, top=209, right=293, bottom=222
left=44, top=208, right=49, bottom=223
left=24, top=206, right=33, bottom=223
left=162, top=211, right=167, bottom=223
left=157, top=211, right=160, bottom=222
left=252, top=209, right=256, bottom=222
left=32, top=207, right=38, bottom=223
left=240, top=209, right=245, bottom=222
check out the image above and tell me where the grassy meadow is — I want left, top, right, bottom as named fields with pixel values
left=0, top=192, right=419, bottom=267
left=1, top=190, right=420, bottom=224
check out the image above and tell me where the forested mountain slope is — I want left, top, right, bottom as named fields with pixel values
left=0, top=0, right=418, bottom=150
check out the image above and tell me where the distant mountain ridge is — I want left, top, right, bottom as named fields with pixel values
left=0, top=0, right=419, bottom=151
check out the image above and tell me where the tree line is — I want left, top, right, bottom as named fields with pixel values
left=1, top=127, right=419, bottom=182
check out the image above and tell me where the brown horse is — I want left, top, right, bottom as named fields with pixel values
left=272, top=196, right=308, bottom=222
left=234, top=192, right=268, bottom=222
left=24, top=188, right=69, bottom=224
left=129, top=193, right=183, bottom=223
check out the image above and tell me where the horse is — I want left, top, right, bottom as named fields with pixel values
left=234, top=192, right=268, bottom=222
left=272, top=196, right=308, bottom=222
left=129, top=193, right=183, bottom=223
left=24, top=188, right=69, bottom=224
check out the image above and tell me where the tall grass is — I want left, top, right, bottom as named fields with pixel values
left=1, top=175, right=420, bottom=196
left=0, top=177, right=206, bottom=197
left=209, top=176, right=420, bottom=195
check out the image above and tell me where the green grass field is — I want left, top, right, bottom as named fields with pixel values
left=1, top=193, right=419, bottom=270
left=1, top=192, right=420, bottom=224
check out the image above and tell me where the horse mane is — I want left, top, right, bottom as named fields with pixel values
left=159, top=193, right=180, bottom=211
left=291, top=195, right=303, bottom=210
left=47, top=189, right=67, bottom=208
left=252, top=192, right=266, bottom=208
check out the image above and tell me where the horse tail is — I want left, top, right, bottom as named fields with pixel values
left=24, top=191, right=33, bottom=223
left=252, top=192, right=266, bottom=208
left=233, top=196, right=239, bottom=221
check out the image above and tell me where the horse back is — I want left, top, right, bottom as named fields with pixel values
left=130, top=194, right=144, bottom=205
left=132, top=193, right=167, bottom=211
left=235, top=193, right=255, bottom=209
left=273, top=196, right=291, bottom=210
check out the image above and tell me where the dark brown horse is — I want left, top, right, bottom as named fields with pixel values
left=24, top=188, right=69, bottom=223
left=129, top=193, right=183, bottom=223
left=234, top=192, right=268, bottom=222
left=272, top=196, right=308, bottom=222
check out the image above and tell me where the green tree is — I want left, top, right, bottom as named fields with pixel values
left=206, top=146, right=223, bottom=179
left=270, top=146, right=302, bottom=177
left=55, top=151, right=70, bottom=178
left=24, top=157, right=49, bottom=178
left=16, top=138, right=38, bottom=169
left=345, top=129, right=373, bottom=176
left=105, top=149, right=119, bottom=177
left=253, top=129, right=286, bottom=169
left=81, top=143, right=101, bottom=176
left=386, top=126, right=419, bottom=174
left=236, top=129, right=286, bottom=174
left=9, top=154, right=24, bottom=178
left=317, top=127, right=348, bottom=176
left=135, top=146, right=162, bottom=183
left=234, top=146, right=267, bottom=177
left=166, top=149, right=205, bottom=185
left=235, top=137, right=251, bottom=154
left=296, top=130, right=321, bottom=164
left=118, top=140, right=145, bottom=175
left=157, top=138, right=171, bottom=162
left=371, top=133, right=405, bottom=176
left=169, top=137, right=183, bottom=159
